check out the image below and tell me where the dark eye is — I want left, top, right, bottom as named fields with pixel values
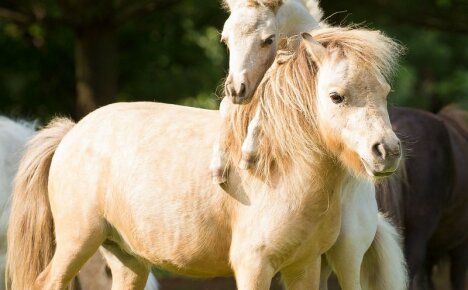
left=262, top=35, right=275, bottom=46
left=330, top=92, right=344, bottom=104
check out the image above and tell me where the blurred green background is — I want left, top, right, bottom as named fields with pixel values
left=0, top=0, right=466, bottom=122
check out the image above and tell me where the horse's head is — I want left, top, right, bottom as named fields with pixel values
left=302, top=30, right=403, bottom=178
left=221, top=3, right=279, bottom=104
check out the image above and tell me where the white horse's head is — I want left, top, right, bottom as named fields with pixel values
left=221, top=4, right=279, bottom=104
left=301, top=30, right=402, bottom=178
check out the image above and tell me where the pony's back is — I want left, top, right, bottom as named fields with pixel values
left=438, top=104, right=468, bottom=139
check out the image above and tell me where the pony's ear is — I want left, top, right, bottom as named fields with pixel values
left=246, top=0, right=283, bottom=13
left=222, top=0, right=234, bottom=11
left=301, top=32, right=326, bottom=65
left=265, top=0, right=283, bottom=13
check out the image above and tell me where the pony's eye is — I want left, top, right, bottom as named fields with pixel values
left=330, top=92, right=345, bottom=104
left=262, top=35, right=275, bottom=46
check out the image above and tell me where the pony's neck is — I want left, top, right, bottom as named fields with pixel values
left=276, top=0, right=320, bottom=37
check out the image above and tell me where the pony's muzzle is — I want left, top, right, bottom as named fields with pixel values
left=225, top=74, right=250, bottom=104
left=226, top=82, right=247, bottom=104
left=364, top=139, right=402, bottom=177
left=372, top=141, right=401, bottom=160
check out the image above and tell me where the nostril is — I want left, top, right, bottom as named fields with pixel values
left=390, top=142, right=402, bottom=157
left=226, top=84, right=236, bottom=97
left=372, top=143, right=386, bottom=159
left=239, top=83, right=246, bottom=98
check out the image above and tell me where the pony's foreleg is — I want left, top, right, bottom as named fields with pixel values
left=281, top=257, right=321, bottom=290
left=326, top=182, right=378, bottom=290
left=230, top=249, right=275, bottom=290
left=210, top=139, right=229, bottom=184
left=210, top=98, right=231, bottom=184
left=239, top=107, right=262, bottom=170
left=326, top=245, right=366, bottom=290
left=100, top=243, right=150, bottom=290
left=319, top=255, right=332, bottom=290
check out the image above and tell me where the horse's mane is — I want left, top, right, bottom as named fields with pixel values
left=223, top=26, right=403, bottom=180
left=313, top=26, right=403, bottom=83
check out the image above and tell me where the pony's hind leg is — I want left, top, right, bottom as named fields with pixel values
left=34, top=220, right=106, bottom=290
left=239, top=107, right=262, bottom=170
left=100, top=242, right=150, bottom=290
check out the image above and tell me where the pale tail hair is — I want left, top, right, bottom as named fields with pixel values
left=6, top=117, right=75, bottom=290
left=361, top=213, right=408, bottom=290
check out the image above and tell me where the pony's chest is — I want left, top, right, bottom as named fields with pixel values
left=232, top=189, right=342, bottom=266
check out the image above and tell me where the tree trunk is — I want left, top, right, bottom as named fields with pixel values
left=74, top=25, right=117, bottom=118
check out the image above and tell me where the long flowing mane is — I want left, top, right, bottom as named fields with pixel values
left=223, top=26, right=403, bottom=181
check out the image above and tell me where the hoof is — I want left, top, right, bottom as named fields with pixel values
left=211, top=170, right=227, bottom=184
left=239, top=156, right=256, bottom=170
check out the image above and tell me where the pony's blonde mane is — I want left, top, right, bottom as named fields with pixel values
left=224, top=41, right=321, bottom=181
left=311, top=26, right=403, bottom=83
left=223, top=26, right=403, bottom=181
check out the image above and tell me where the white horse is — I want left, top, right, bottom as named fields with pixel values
left=8, top=27, right=406, bottom=290
left=0, top=116, right=158, bottom=290
left=0, top=117, right=36, bottom=290
left=210, top=0, right=323, bottom=182
left=214, top=1, right=407, bottom=290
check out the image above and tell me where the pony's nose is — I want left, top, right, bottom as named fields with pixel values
left=372, top=141, right=401, bottom=160
left=237, top=83, right=246, bottom=99
left=226, top=82, right=246, bottom=101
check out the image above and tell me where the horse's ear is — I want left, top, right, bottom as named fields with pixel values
left=246, top=0, right=283, bottom=13
left=301, top=32, right=326, bottom=65
left=265, top=0, right=283, bottom=13
left=221, top=0, right=234, bottom=11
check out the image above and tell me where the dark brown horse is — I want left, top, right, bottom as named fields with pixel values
left=437, top=105, right=468, bottom=290
left=377, top=105, right=468, bottom=290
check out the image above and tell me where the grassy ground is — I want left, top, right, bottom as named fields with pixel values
left=156, top=263, right=453, bottom=290
left=77, top=251, right=456, bottom=290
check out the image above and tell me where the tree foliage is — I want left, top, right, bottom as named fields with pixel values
left=0, top=0, right=466, bottom=121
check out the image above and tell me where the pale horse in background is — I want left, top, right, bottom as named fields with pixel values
left=8, top=26, right=406, bottom=290
left=215, top=1, right=408, bottom=290
left=0, top=117, right=36, bottom=290
left=0, top=116, right=158, bottom=290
